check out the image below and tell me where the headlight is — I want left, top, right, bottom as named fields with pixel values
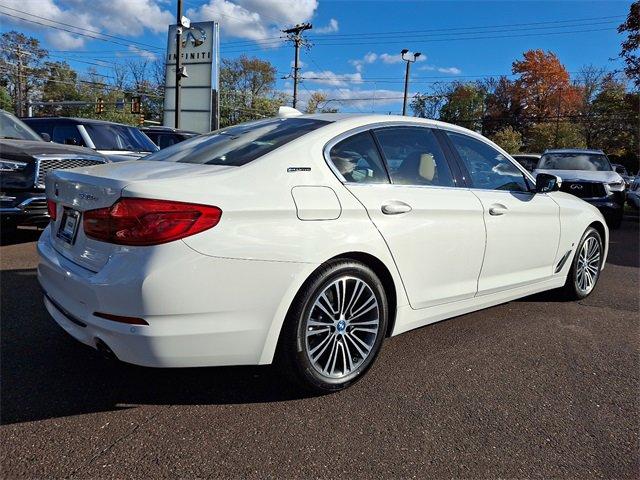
left=0, top=159, right=28, bottom=172
left=605, top=181, right=626, bottom=194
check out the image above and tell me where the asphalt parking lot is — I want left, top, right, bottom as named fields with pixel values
left=1, top=215, right=638, bottom=479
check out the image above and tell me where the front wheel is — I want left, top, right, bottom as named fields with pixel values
left=562, top=227, right=603, bottom=300
left=279, top=260, right=388, bottom=392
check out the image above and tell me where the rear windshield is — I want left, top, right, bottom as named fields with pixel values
left=144, top=117, right=331, bottom=166
left=538, top=152, right=612, bottom=171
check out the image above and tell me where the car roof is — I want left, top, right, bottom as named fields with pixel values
left=512, top=153, right=541, bottom=158
left=543, top=148, right=605, bottom=154
left=23, top=117, right=134, bottom=128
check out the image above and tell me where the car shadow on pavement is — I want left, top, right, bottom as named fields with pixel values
left=0, top=227, right=42, bottom=246
left=0, top=268, right=316, bottom=426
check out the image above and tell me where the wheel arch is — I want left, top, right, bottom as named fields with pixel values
left=262, top=250, right=401, bottom=365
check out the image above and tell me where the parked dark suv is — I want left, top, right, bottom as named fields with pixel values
left=1, top=110, right=108, bottom=231
left=140, top=126, right=198, bottom=149
left=534, top=149, right=626, bottom=228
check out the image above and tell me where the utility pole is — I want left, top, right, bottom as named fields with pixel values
left=15, top=44, right=23, bottom=117
left=283, top=23, right=312, bottom=110
left=174, top=0, right=183, bottom=128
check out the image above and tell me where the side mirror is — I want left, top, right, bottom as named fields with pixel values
left=536, top=173, right=562, bottom=193
left=40, top=132, right=51, bottom=142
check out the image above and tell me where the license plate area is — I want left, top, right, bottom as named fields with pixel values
left=57, top=208, right=80, bottom=244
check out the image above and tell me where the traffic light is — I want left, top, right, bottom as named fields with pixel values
left=131, top=96, right=141, bottom=114
left=138, top=114, right=145, bottom=127
left=95, top=97, right=105, bottom=114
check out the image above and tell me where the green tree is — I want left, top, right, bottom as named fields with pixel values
left=0, top=85, right=11, bottom=110
left=491, top=126, right=523, bottom=154
left=618, top=1, right=639, bottom=88
left=0, top=31, right=48, bottom=116
left=219, top=55, right=286, bottom=126
left=410, top=92, right=445, bottom=119
left=439, top=83, right=486, bottom=131
left=527, top=122, right=586, bottom=152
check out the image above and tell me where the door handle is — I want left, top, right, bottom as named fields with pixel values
left=488, top=204, right=508, bottom=216
left=381, top=201, right=412, bottom=215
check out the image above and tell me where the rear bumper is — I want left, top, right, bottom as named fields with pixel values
left=37, top=227, right=315, bottom=367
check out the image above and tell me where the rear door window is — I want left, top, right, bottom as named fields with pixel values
left=374, top=127, right=455, bottom=187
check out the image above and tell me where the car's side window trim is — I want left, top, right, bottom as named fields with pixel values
left=437, top=127, right=536, bottom=194
left=432, top=128, right=469, bottom=188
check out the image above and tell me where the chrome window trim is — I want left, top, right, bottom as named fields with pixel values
left=323, top=121, right=537, bottom=192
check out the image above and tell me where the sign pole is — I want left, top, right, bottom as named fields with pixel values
left=174, top=0, right=183, bottom=129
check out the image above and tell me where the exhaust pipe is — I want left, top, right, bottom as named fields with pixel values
left=95, top=338, right=118, bottom=361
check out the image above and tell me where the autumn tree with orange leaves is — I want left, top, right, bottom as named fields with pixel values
left=511, top=50, right=582, bottom=121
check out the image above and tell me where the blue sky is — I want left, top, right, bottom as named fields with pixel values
left=0, top=0, right=633, bottom=113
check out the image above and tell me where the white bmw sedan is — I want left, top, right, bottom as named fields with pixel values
left=38, top=112, right=608, bottom=391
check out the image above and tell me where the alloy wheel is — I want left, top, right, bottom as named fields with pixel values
left=304, top=276, right=380, bottom=379
left=575, top=235, right=601, bottom=294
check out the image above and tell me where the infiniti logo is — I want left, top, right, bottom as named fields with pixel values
left=570, top=184, right=584, bottom=190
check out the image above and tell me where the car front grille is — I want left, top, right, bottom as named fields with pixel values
left=35, top=158, right=106, bottom=188
left=560, top=181, right=606, bottom=198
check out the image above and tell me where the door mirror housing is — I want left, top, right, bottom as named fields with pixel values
left=535, top=173, right=562, bottom=193
left=40, top=132, right=51, bottom=142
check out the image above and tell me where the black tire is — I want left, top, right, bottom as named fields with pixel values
left=278, top=259, right=389, bottom=393
left=561, top=227, right=603, bottom=300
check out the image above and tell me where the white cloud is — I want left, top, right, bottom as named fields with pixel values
left=437, top=67, right=462, bottom=74
left=128, top=45, right=158, bottom=61
left=294, top=87, right=406, bottom=111
left=0, top=0, right=173, bottom=50
left=301, top=70, right=362, bottom=87
left=188, top=0, right=318, bottom=43
left=379, top=51, right=426, bottom=64
left=315, top=18, right=338, bottom=34
left=420, top=65, right=462, bottom=75
left=45, top=31, right=85, bottom=50
left=349, top=52, right=377, bottom=73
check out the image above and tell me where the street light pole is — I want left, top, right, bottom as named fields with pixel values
left=401, top=49, right=421, bottom=116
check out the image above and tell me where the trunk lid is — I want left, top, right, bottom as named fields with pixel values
left=45, top=160, right=233, bottom=271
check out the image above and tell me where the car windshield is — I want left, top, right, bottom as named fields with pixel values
left=0, top=110, right=42, bottom=141
left=538, top=152, right=612, bottom=171
left=84, top=123, right=158, bottom=152
left=144, top=117, right=331, bottom=166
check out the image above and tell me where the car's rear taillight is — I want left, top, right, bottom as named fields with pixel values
left=47, top=200, right=57, bottom=221
left=83, top=198, right=221, bottom=246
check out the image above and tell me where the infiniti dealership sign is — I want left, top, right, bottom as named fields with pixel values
left=163, top=21, right=219, bottom=133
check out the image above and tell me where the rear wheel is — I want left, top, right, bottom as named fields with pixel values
left=279, top=260, right=388, bottom=392
left=562, top=227, right=603, bottom=300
